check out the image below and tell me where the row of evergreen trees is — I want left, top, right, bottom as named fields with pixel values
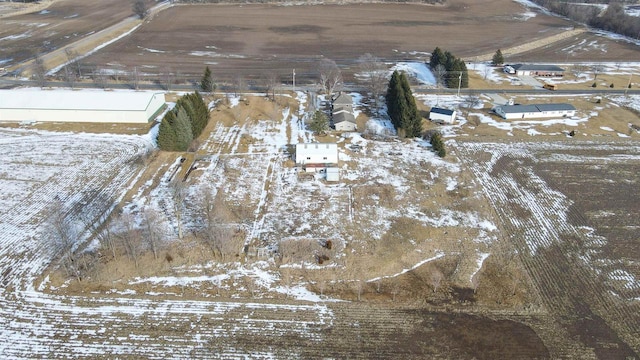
left=157, top=92, right=209, bottom=151
left=385, top=70, right=422, bottom=138
left=429, top=47, right=469, bottom=89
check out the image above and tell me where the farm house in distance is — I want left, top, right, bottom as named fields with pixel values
left=429, top=107, right=456, bottom=124
left=295, top=143, right=339, bottom=180
left=331, top=93, right=357, bottom=132
left=506, top=64, right=565, bottom=77
left=0, top=90, right=166, bottom=124
left=492, top=103, right=576, bottom=119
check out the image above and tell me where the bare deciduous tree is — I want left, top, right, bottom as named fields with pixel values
left=233, top=74, right=247, bottom=97
left=63, top=65, right=77, bottom=89
left=142, top=207, right=164, bottom=260
left=46, top=200, right=79, bottom=280
left=357, top=53, right=387, bottom=112
left=64, top=47, right=82, bottom=78
left=132, top=0, right=148, bottom=19
left=261, top=72, right=278, bottom=101
left=164, top=67, right=175, bottom=91
left=433, top=64, right=447, bottom=88
left=430, top=268, right=444, bottom=293
left=33, top=54, right=47, bottom=88
left=318, top=58, right=343, bottom=97
left=116, top=213, right=142, bottom=269
left=171, top=179, right=186, bottom=240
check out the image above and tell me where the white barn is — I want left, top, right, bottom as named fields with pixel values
left=493, top=103, right=576, bottom=120
left=295, top=143, right=338, bottom=172
left=0, top=90, right=166, bottom=124
left=429, top=107, right=456, bottom=124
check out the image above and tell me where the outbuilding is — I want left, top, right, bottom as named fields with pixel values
left=493, top=103, right=576, bottom=119
left=429, top=107, right=456, bottom=124
left=295, top=143, right=338, bottom=172
left=0, top=89, right=166, bottom=123
left=511, top=64, right=565, bottom=77
left=332, top=93, right=353, bottom=111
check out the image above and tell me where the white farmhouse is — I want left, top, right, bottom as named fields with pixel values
left=295, top=143, right=338, bottom=172
left=492, top=103, right=576, bottom=120
left=333, top=112, right=357, bottom=132
left=0, top=89, right=166, bottom=124
left=429, top=107, right=456, bottom=124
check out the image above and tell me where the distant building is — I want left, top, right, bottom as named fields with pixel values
left=429, top=107, right=456, bottom=124
left=0, top=90, right=165, bottom=123
left=326, top=167, right=340, bottom=182
left=295, top=143, right=338, bottom=172
left=333, top=112, right=357, bottom=132
left=330, top=93, right=357, bottom=132
left=510, top=64, right=565, bottom=77
left=492, top=103, right=576, bottom=119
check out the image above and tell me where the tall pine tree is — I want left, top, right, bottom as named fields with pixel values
left=200, top=66, right=214, bottom=92
left=385, top=71, right=401, bottom=129
left=400, top=73, right=422, bottom=137
left=429, top=47, right=445, bottom=70
left=157, top=111, right=177, bottom=151
left=173, top=106, right=194, bottom=151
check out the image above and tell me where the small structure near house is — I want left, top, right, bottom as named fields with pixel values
left=429, top=107, right=456, bottom=124
left=492, top=103, right=576, bottom=120
left=0, top=89, right=165, bottom=123
left=510, top=64, right=564, bottom=77
left=326, top=167, right=339, bottom=182
left=295, top=143, right=338, bottom=173
left=330, top=92, right=357, bottom=132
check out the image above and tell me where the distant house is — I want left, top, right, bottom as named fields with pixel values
left=333, top=112, right=357, bottom=132
left=0, top=89, right=165, bottom=123
left=332, top=93, right=353, bottom=111
left=326, top=167, right=340, bottom=182
left=492, top=103, right=576, bottom=119
left=330, top=92, right=357, bottom=132
left=429, top=107, right=456, bottom=124
left=511, top=64, right=565, bottom=77
left=295, top=143, right=338, bottom=172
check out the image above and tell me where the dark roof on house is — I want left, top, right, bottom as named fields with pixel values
left=512, top=64, right=565, bottom=72
left=497, top=103, right=575, bottom=114
left=332, top=105, right=352, bottom=114
left=430, top=107, right=455, bottom=116
left=332, top=93, right=353, bottom=106
left=333, top=112, right=356, bottom=124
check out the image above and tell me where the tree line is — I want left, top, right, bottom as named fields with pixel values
left=531, top=0, right=640, bottom=40
left=428, top=47, right=469, bottom=89
left=157, top=92, right=209, bottom=151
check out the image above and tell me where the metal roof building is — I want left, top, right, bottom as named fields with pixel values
left=510, top=64, right=565, bottom=77
left=0, top=89, right=166, bottom=124
left=493, top=103, right=576, bottom=119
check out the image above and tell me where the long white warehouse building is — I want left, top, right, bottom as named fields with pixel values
left=0, top=89, right=165, bottom=123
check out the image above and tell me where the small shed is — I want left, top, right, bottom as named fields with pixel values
left=429, top=107, right=456, bottom=124
left=326, top=167, right=339, bottom=182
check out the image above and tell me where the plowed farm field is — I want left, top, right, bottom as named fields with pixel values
left=456, top=140, right=640, bottom=358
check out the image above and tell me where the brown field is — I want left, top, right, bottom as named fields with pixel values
left=0, top=0, right=154, bottom=65
left=80, top=0, right=588, bottom=84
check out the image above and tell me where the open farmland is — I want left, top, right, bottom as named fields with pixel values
left=78, top=0, right=588, bottom=83
left=456, top=141, right=640, bottom=358
left=0, top=0, right=155, bottom=67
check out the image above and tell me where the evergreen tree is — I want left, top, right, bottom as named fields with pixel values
left=309, top=110, right=329, bottom=134
left=157, top=111, right=177, bottom=151
left=200, top=66, right=214, bottom=92
left=429, top=47, right=445, bottom=70
left=430, top=132, right=446, bottom=158
left=173, top=106, right=194, bottom=151
left=456, top=59, right=469, bottom=88
left=385, top=71, right=401, bottom=129
left=399, top=73, right=422, bottom=137
left=189, top=91, right=209, bottom=137
left=492, top=49, right=504, bottom=66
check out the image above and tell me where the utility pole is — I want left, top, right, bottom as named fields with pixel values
left=457, top=72, right=462, bottom=97
left=292, top=68, right=296, bottom=93
left=625, top=72, right=633, bottom=97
